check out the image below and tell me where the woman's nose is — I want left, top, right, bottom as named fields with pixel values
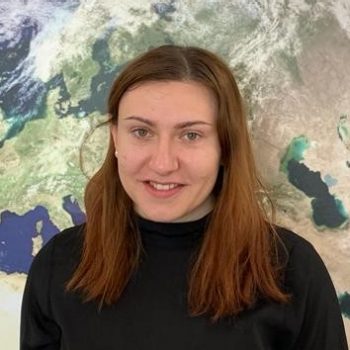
left=148, top=139, right=179, bottom=175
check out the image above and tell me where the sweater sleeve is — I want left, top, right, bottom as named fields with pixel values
left=287, top=238, right=348, bottom=350
left=20, top=235, right=61, bottom=350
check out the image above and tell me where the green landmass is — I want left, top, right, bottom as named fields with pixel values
left=62, top=52, right=99, bottom=106
left=0, top=89, right=89, bottom=228
left=108, top=20, right=174, bottom=66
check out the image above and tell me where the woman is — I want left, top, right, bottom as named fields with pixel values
left=20, top=45, right=348, bottom=349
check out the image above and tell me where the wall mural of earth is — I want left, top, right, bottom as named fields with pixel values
left=0, top=0, right=349, bottom=348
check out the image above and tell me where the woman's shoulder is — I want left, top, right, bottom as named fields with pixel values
left=48, top=223, right=85, bottom=250
left=273, top=225, right=318, bottom=262
left=51, top=223, right=86, bottom=252
left=274, top=225, right=312, bottom=250
left=272, top=225, right=335, bottom=291
left=29, top=224, right=85, bottom=273
left=270, top=228, right=347, bottom=348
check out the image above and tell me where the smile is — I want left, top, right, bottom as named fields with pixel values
left=148, top=181, right=181, bottom=191
left=143, top=181, right=185, bottom=199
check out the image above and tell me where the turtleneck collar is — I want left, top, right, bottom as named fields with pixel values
left=135, top=213, right=212, bottom=249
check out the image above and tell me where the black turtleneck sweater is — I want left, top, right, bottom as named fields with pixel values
left=20, top=215, right=348, bottom=349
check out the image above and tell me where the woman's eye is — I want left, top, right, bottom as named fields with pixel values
left=132, top=128, right=149, bottom=138
left=184, top=132, right=201, bottom=141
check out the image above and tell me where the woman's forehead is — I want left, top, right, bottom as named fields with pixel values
left=118, top=80, right=218, bottom=124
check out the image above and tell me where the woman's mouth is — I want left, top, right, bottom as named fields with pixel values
left=148, top=181, right=181, bottom=191
left=144, top=181, right=185, bottom=198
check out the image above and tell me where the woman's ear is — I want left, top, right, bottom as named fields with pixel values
left=110, top=123, right=118, bottom=151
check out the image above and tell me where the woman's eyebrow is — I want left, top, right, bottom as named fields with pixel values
left=123, top=115, right=213, bottom=128
left=123, top=116, right=154, bottom=126
left=174, top=120, right=213, bottom=129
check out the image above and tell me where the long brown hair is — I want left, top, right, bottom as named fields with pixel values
left=67, top=45, right=290, bottom=321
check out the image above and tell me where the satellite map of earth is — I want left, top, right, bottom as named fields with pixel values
left=0, top=0, right=349, bottom=348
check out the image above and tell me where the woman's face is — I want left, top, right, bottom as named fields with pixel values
left=111, top=80, right=221, bottom=222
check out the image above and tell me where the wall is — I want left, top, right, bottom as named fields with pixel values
left=0, top=0, right=349, bottom=348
